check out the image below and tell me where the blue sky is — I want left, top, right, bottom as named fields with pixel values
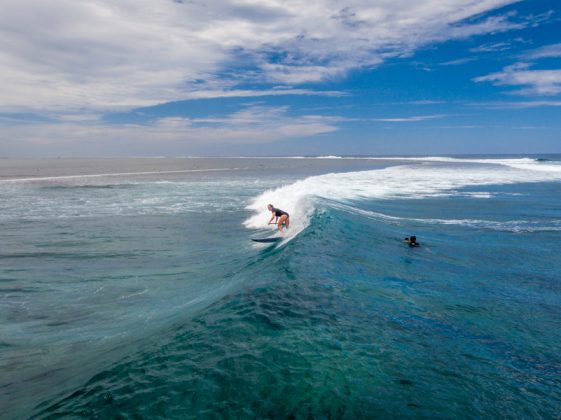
left=1, top=0, right=560, bottom=156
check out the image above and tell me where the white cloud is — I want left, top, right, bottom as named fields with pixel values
left=373, top=115, right=446, bottom=122
left=440, top=57, right=477, bottom=66
left=179, top=87, right=347, bottom=100
left=470, top=41, right=513, bottom=53
left=0, top=106, right=339, bottom=156
left=469, top=37, right=529, bottom=54
left=0, top=0, right=522, bottom=112
left=406, top=100, right=447, bottom=105
left=475, top=63, right=561, bottom=95
left=522, top=42, right=561, bottom=59
left=472, top=100, right=561, bottom=108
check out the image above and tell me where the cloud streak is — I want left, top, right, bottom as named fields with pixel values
left=0, top=0, right=522, bottom=113
left=373, top=115, right=446, bottom=122
left=0, top=105, right=339, bottom=156
left=522, top=42, right=561, bottom=59
left=475, top=63, right=561, bottom=96
left=472, top=100, right=561, bottom=109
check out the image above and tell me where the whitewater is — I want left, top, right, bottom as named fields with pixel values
left=245, top=157, right=561, bottom=237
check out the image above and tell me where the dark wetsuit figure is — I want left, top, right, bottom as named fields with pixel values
left=267, top=204, right=290, bottom=231
left=405, top=236, right=420, bottom=247
left=272, top=207, right=289, bottom=218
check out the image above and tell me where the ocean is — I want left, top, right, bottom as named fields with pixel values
left=1, top=156, right=560, bottom=418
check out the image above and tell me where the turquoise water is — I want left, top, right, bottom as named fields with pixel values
left=1, top=157, right=561, bottom=418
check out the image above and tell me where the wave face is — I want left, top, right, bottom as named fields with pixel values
left=2, top=157, right=561, bottom=418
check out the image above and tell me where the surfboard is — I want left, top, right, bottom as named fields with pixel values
left=251, top=237, right=282, bottom=243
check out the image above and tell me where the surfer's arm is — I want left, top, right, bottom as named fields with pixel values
left=268, top=213, right=277, bottom=224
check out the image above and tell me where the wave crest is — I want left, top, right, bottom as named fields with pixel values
left=244, top=158, right=561, bottom=237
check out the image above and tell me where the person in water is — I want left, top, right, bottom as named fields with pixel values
left=268, top=204, right=290, bottom=232
left=404, top=236, right=419, bottom=247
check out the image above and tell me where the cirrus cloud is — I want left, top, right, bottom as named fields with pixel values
left=522, top=42, right=561, bottom=59
left=475, top=63, right=561, bottom=96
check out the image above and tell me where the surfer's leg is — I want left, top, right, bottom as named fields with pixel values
left=278, top=215, right=288, bottom=231
left=285, top=216, right=289, bottom=229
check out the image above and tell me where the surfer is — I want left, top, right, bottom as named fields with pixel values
left=267, top=204, right=290, bottom=232
left=405, top=236, right=419, bottom=247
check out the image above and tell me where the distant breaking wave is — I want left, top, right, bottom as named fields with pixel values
left=0, top=168, right=245, bottom=183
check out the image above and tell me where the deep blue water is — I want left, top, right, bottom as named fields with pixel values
left=1, top=157, right=561, bottom=418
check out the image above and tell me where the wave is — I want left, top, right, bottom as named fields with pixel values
left=244, top=158, right=561, bottom=237
left=259, top=155, right=559, bottom=165
left=0, top=167, right=244, bottom=184
left=331, top=202, right=561, bottom=233
left=40, top=184, right=137, bottom=190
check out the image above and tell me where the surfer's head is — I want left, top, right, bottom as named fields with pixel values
left=267, top=204, right=273, bottom=211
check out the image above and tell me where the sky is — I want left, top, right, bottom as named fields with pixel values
left=0, top=0, right=560, bottom=157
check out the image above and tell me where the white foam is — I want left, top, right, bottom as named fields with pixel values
left=0, top=168, right=244, bottom=184
left=0, top=178, right=257, bottom=220
left=243, top=159, right=561, bottom=237
left=378, top=156, right=561, bottom=173
left=332, top=203, right=561, bottom=233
